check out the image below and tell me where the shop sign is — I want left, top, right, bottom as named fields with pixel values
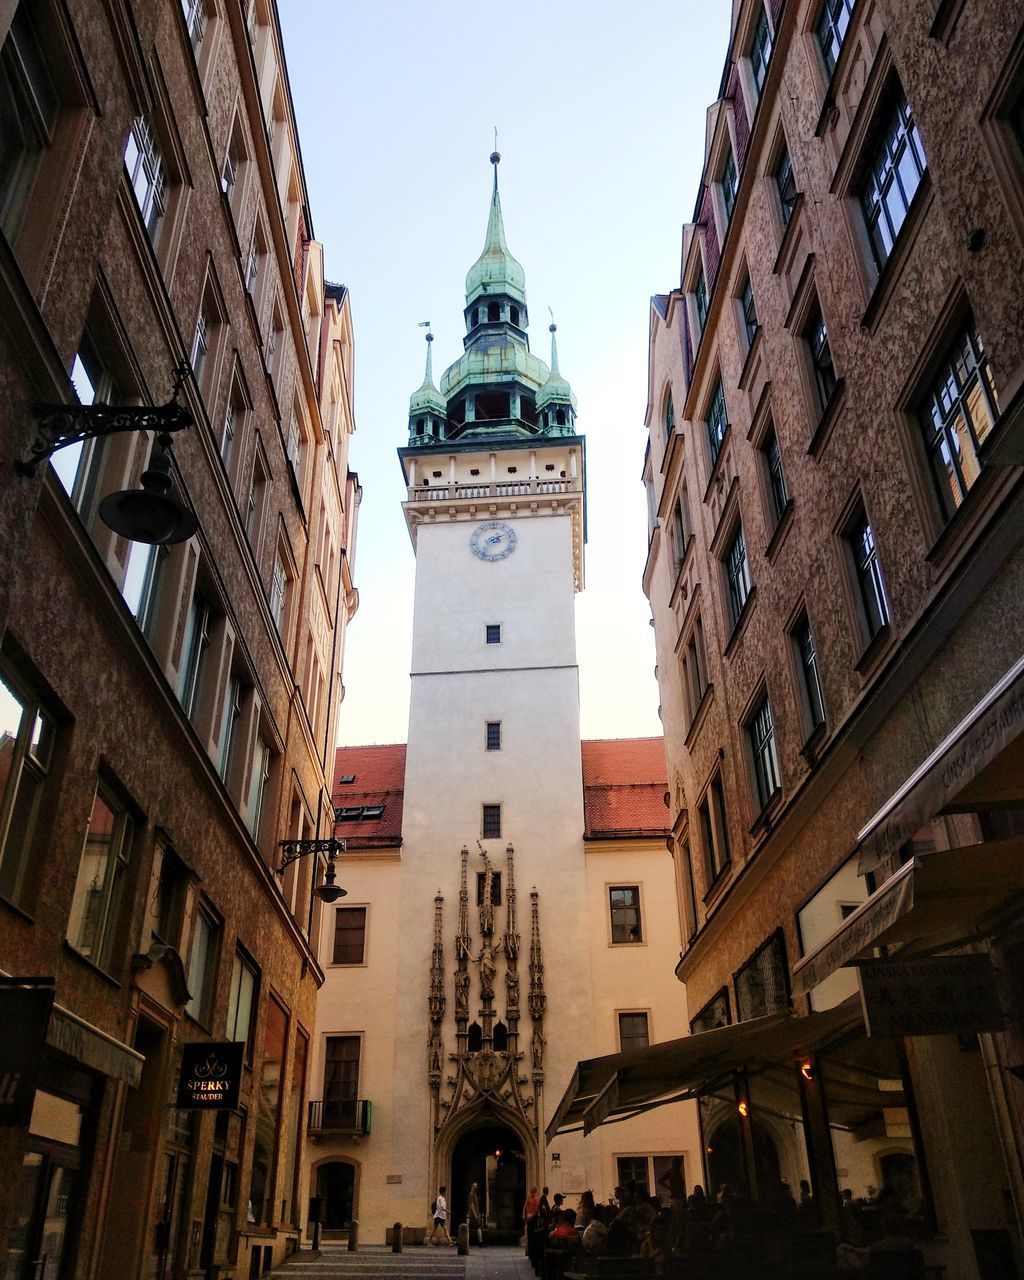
left=0, top=985, right=55, bottom=1127
left=176, top=1041, right=244, bottom=1110
left=857, top=954, right=1004, bottom=1038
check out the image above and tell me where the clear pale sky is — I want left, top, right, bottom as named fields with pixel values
left=277, top=1, right=732, bottom=747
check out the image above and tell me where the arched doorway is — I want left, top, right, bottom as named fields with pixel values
left=705, top=1116, right=781, bottom=1201
left=450, top=1123, right=525, bottom=1244
left=315, top=1161, right=355, bottom=1233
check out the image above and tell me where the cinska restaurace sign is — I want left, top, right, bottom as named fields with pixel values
left=176, top=1042, right=244, bottom=1110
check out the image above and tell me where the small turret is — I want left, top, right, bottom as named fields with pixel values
left=408, top=328, right=446, bottom=444
left=536, top=322, right=576, bottom=434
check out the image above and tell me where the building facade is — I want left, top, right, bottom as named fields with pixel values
left=635, top=0, right=1024, bottom=1276
left=301, top=162, right=700, bottom=1244
left=0, top=2, right=359, bottom=1280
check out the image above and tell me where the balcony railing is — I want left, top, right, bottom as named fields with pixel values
left=308, top=1098, right=372, bottom=1134
left=409, top=477, right=579, bottom=502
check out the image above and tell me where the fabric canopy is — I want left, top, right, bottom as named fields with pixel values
left=547, top=1000, right=861, bottom=1141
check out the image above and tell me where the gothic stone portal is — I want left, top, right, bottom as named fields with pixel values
left=450, top=1122, right=526, bottom=1244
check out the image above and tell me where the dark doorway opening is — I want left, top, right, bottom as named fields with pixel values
left=316, top=1161, right=355, bottom=1234
left=705, top=1115, right=781, bottom=1201
left=450, top=1121, right=526, bottom=1245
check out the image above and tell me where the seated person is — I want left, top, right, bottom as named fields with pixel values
left=582, top=1205, right=610, bottom=1255
left=550, top=1209, right=578, bottom=1243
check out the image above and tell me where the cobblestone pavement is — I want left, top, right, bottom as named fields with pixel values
left=273, top=1242, right=535, bottom=1280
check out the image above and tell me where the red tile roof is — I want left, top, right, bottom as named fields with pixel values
left=332, top=738, right=668, bottom=846
left=582, top=738, right=669, bottom=839
left=332, top=744, right=406, bottom=847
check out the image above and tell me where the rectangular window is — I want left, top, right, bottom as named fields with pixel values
left=750, top=5, right=772, bottom=96
left=226, top=951, right=257, bottom=1054
left=682, top=615, right=708, bottom=726
left=720, top=147, right=737, bottom=223
left=476, top=870, right=502, bottom=906
left=694, top=268, right=709, bottom=336
left=246, top=736, right=271, bottom=839
left=0, top=660, right=56, bottom=907
left=919, top=324, right=998, bottom=519
left=817, top=0, right=854, bottom=77
left=0, top=4, right=59, bottom=242
left=245, top=239, right=259, bottom=292
left=735, top=932, right=789, bottom=1021
left=181, top=0, right=207, bottom=50
left=774, top=145, right=798, bottom=227
left=332, top=906, right=367, bottom=965
left=740, top=275, right=758, bottom=348
left=270, top=553, right=289, bottom=631
left=725, top=525, right=752, bottom=625
left=249, top=997, right=286, bottom=1224
left=763, top=426, right=788, bottom=523
left=861, top=89, right=927, bottom=269
left=485, top=624, right=501, bottom=644
left=53, top=332, right=119, bottom=503
left=185, top=905, right=218, bottom=1023
left=178, top=590, right=212, bottom=721
left=123, top=115, right=166, bottom=236
left=218, top=676, right=243, bottom=782
left=673, top=490, right=689, bottom=563
left=698, top=778, right=730, bottom=884
left=792, top=614, right=826, bottom=732
left=680, top=839, right=698, bottom=941
left=706, top=378, right=728, bottom=465
left=806, top=300, right=837, bottom=409
left=246, top=450, right=269, bottom=556
left=485, top=720, right=501, bottom=751
left=67, top=782, right=135, bottom=970
left=324, top=1036, right=360, bottom=1115
left=618, top=1012, right=650, bottom=1052
left=481, top=804, right=502, bottom=839
left=609, top=885, right=643, bottom=944
left=848, top=511, right=889, bottom=639
left=617, top=1157, right=651, bottom=1198
left=748, top=694, right=781, bottom=810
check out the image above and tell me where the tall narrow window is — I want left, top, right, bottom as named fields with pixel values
left=673, top=490, right=689, bottom=563
left=178, top=590, right=212, bottom=720
left=181, top=0, right=207, bottom=50
left=609, top=886, right=643, bottom=943
left=725, top=526, right=752, bottom=624
left=246, top=736, right=271, bottom=839
left=270, top=553, right=289, bottom=631
left=191, top=306, right=210, bottom=388
left=699, top=777, right=731, bottom=884
left=53, top=333, right=119, bottom=502
left=226, top=951, right=258, bottom=1054
left=749, top=5, right=773, bottom=97
left=185, top=905, right=218, bottom=1023
left=847, top=511, right=889, bottom=640
left=485, top=721, right=502, bottom=751
left=121, top=538, right=165, bottom=632
left=485, top=624, right=501, bottom=645
left=792, top=615, right=825, bottom=732
left=0, top=5, right=59, bottom=242
left=720, top=147, right=737, bottom=223
left=323, top=1036, right=360, bottom=1127
left=763, top=426, right=788, bottom=524
left=123, top=115, right=166, bottom=236
left=748, top=694, right=781, bottom=810
left=919, top=324, right=998, bottom=519
left=332, top=906, right=367, bottom=964
left=481, top=804, right=502, bottom=839
left=0, top=660, right=56, bottom=908
left=218, top=677, right=243, bottom=781
left=706, top=378, right=728, bottom=466
left=740, top=275, right=758, bottom=348
left=618, top=1012, right=650, bottom=1052
left=694, top=268, right=709, bottom=336
left=682, top=615, right=708, bottom=725
left=246, top=451, right=269, bottom=556
left=774, top=145, right=798, bottom=227
left=67, top=782, right=135, bottom=969
left=817, top=0, right=854, bottom=77
left=806, top=300, right=837, bottom=409
left=861, top=90, right=927, bottom=269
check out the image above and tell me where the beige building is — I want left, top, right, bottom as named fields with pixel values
left=301, top=162, right=700, bottom=1244
left=562, top=0, right=1024, bottom=1276
left=0, top=2, right=359, bottom=1279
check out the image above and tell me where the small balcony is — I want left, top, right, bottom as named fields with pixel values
left=307, top=1098, right=372, bottom=1135
left=408, top=476, right=580, bottom=502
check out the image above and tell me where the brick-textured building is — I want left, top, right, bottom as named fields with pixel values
left=0, top=2, right=359, bottom=1279
left=635, top=0, right=1024, bottom=1275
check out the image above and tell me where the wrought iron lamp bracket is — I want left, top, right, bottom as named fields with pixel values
left=277, top=837, right=347, bottom=874
left=18, top=363, right=194, bottom=476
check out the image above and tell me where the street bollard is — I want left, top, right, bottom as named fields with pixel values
left=347, top=1220, right=358, bottom=1252
left=392, top=1222, right=403, bottom=1253
left=457, top=1223, right=469, bottom=1256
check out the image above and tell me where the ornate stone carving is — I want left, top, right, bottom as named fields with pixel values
left=428, top=893, right=445, bottom=1090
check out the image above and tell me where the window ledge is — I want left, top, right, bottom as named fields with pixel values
left=0, top=893, right=35, bottom=924
left=764, top=500, right=795, bottom=564
left=799, top=719, right=828, bottom=765
left=853, top=621, right=893, bottom=675
left=860, top=175, right=934, bottom=335
left=737, top=327, right=763, bottom=393
left=684, top=682, right=715, bottom=751
left=923, top=461, right=1013, bottom=568
left=723, top=584, right=758, bottom=659
left=749, top=788, right=784, bottom=839
left=771, top=193, right=806, bottom=277
left=702, top=861, right=733, bottom=908
left=807, top=378, right=847, bottom=460
left=62, top=940, right=124, bottom=990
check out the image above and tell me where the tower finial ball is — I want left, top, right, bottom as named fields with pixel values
left=490, top=151, right=501, bottom=165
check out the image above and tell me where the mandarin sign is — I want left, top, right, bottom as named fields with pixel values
left=176, top=1041, right=244, bottom=1110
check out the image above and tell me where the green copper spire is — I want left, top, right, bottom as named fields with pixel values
left=465, top=153, right=527, bottom=307
left=537, top=320, right=576, bottom=418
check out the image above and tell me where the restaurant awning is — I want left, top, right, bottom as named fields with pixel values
left=792, top=838, right=1024, bottom=998
left=546, top=1000, right=861, bottom=1142
left=856, top=653, right=1024, bottom=874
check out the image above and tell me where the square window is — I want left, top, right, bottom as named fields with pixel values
left=618, top=1011, right=650, bottom=1052
left=485, top=624, right=501, bottom=644
left=485, top=721, right=501, bottom=751
left=706, top=378, right=729, bottom=466
left=725, top=525, right=752, bottom=625
left=747, top=693, right=781, bottom=810
left=0, top=659, right=56, bottom=908
left=609, top=885, right=643, bottom=944
left=67, top=781, right=136, bottom=970
left=860, top=88, right=927, bottom=270
left=482, top=804, right=501, bottom=839
left=774, top=144, right=798, bottom=227
left=918, top=323, right=998, bottom=520
left=332, top=906, right=366, bottom=965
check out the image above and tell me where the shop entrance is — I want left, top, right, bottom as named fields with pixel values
left=450, top=1123, right=526, bottom=1244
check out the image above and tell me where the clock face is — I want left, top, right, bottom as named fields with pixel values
left=470, top=520, right=517, bottom=562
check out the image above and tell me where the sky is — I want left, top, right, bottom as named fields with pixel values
left=277, top=1, right=733, bottom=747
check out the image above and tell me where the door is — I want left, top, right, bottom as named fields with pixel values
left=3, top=1149, right=78, bottom=1280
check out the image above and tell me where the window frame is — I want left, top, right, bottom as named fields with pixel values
left=66, top=778, right=137, bottom=972
left=739, top=273, right=759, bottom=350
left=746, top=690, right=782, bottom=812
left=0, top=656, right=57, bottom=909
left=485, top=623, right=501, bottom=645
left=773, top=143, right=798, bottom=228
left=698, top=775, right=731, bottom=889
left=749, top=3, right=773, bottom=99
left=791, top=612, right=826, bottom=735
left=705, top=377, right=729, bottom=468
left=608, top=884, right=644, bottom=945
left=617, top=1010, right=651, bottom=1053
left=226, top=949, right=259, bottom=1060
left=859, top=87, right=927, bottom=272
left=481, top=803, right=502, bottom=840
left=843, top=504, right=890, bottom=645
left=762, top=424, right=789, bottom=526
left=332, top=905, right=367, bottom=966
left=123, top=114, right=167, bottom=238
left=724, top=523, right=752, bottom=626
left=816, top=0, right=855, bottom=78
left=485, top=720, right=502, bottom=751
left=805, top=298, right=837, bottom=412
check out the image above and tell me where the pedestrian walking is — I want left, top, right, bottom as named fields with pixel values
left=428, top=1186, right=451, bottom=1245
